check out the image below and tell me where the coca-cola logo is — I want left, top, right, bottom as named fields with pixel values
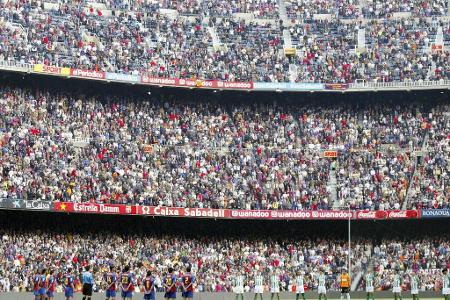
left=387, top=210, right=418, bottom=219
left=388, top=211, right=407, bottom=218
left=357, top=210, right=387, bottom=219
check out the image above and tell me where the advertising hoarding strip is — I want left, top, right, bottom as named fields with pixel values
left=0, top=199, right=430, bottom=220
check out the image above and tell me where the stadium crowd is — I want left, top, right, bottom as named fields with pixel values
left=407, top=107, right=450, bottom=210
left=0, top=227, right=449, bottom=293
left=366, top=239, right=450, bottom=291
left=289, top=18, right=449, bottom=83
left=362, top=0, right=449, bottom=17
left=0, top=228, right=368, bottom=293
left=0, top=82, right=448, bottom=210
left=285, top=0, right=361, bottom=19
left=0, top=0, right=448, bottom=82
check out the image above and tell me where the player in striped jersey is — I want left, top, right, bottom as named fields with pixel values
left=142, top=270, right=156, bottom=300
left=270, top=270, right=280, bottom=300
left=410, top=271, right=420, bottom=300
left=33, top=270, right=42, bottom=300
left=442, top=268, right=449, bottom=300
left=365, top=269, right=375, bottom=300
left=181, top=266, right=195, bottom=300
left=392, top=269, right=402, bottom=300
left=317, top=270, right=327, bottom=300
left=104, top=266, right=118, bottom=300
left=295, top=270, right=306, bottom=300
left=234, top=272, right=245, bottom=300
left=46, top=270, right=56, bottom=300
left=63, top=268, right=75, bottom=300
left=253, top=271, right=264, bottom=300
left=163, top=267, right=177, bottom=300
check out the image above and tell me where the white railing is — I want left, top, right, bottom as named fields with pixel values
left=0, top=60, right=33, bottom=72
left=349, top=80, right=450, bottom=90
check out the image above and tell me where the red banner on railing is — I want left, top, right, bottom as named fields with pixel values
left=135, top=207, right=354, bottom=220
left=51, top=202, right=420, bottom=220
left=141, top=75, right=178, bottom=86
left=356, top=210, right=419, bottom=220
left=71, top=68, right=106, bottom=80
left=216, top=81, right=254, bottom=90
left=177, top=78, right=216, bottom=88
left=229, top=209, right=353, bottom=220
left=140, top=75, right=253, bottom=90
left=53, top=202, right=136, bottom=215
left=386, top=210, right=419, bottom=219
left=137, top=206, right=229, bottom=218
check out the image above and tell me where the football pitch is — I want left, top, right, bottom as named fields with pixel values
left=249, top=298, right=445, bottom=300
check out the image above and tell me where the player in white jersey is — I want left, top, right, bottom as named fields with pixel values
left=392, top=270, right=402, bottom=300
left=254, top=271, right=264, bottom=300
left=442, top=268, right=449, bottom=300
left=234, top=272, right=245, bottom=300
left=365, top=269, right=375, bottom=300
left=270, top=270, right=280, bottom=300
left=410, top=271, right=420, bottom=300
left=294, top=270, right=306, bottom=300
left=317, top=270, right=327, bottom=300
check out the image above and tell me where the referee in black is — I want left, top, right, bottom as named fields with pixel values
left=82, top=265, right=94, bottom=300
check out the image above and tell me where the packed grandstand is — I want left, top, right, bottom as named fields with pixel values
left=0, top=75, right=448, bottom=211
left=0, top=0, right=448, bottom=83
left=0, top=70, right=447, bottom=297
left=0, top=211, right=448, bottom=295
left=0, top=0, right=449, bottom=298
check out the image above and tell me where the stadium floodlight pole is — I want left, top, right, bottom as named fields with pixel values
left=348, top=204, right=351, bottom=279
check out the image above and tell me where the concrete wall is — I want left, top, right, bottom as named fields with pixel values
left=0, top=291, right=444, bottom=300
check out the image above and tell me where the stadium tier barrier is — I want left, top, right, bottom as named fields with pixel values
left=0, top=61, right=449, bottom=92
left=0, top=291, right=445, bottom=300
left=1, top=199, right=450, bottom=219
